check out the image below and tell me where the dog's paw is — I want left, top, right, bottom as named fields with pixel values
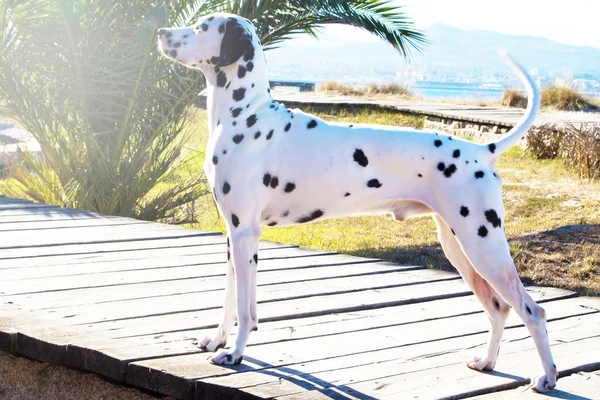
left=197, top=336, right=226, bottom=352
left=209, top=348, right=243, bottom=365
left=466, top=356, right=495, bottom=371
left=532, top=373, right=557, bottom=393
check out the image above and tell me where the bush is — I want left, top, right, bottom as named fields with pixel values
left=560, top=123, right=600, bottom=179
left=541, top=86, right=598, bottom=111
left=319, top=81, right=412, bottom=98
left=527, top=123, right=600, bottom=179
left=501, top=88, right=527, bottom=108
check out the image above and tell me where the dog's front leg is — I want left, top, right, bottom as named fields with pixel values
left=210, top=225, right=260, bottom=365
left=199, top=236, right=237, bottom=352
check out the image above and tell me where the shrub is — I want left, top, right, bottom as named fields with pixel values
left=527, top=123, right=600, bottom=179
left=560, top=123, right=600, bottom=179
left=319, top=81, right=412, bottom=98
left=501, top=88, right=527, bottom=108
left=526, top=124, right=562, bottom=159
left=541, top=86, right=598, bottom=111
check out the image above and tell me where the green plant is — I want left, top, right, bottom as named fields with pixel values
left=0, top=0, right=425, bottom=221
left=541, top=85, right=598, bottom=111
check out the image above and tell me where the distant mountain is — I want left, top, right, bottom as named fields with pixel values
left=265, top=24, right=600, bottom=85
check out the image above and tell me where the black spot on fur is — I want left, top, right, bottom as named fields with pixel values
left=263, top=173, right=271, bottom=187
left=307, top=119, right=318, bottom=129
left=231, top=107, right=243, bottom=118
left=246, top=114, right=257, bottom=127
left=434, top=139, right=443, bottom=147
left=233, top=134, right=244, bottom=144
left=232, top=121, right=237, bottom=126
left=174, top=42, right=181, bottom=48
left=281, top=210, right=290, bottom=217
left=217, top=119, right=220, bottom=126
left=212, top=156, right=218, bottom=165
left=222, top=149, right=227, bottom=154
left=270, top=176, right=279, bottom=189
left=268, top=221, right=277, bottom=226
left=226, top=82, right=231, bottom=89
left=492, top=297, right=500, bottom=311
left=218, top=23, right=225, bottom=33
left=353, top=149, right=369, bottom=167
left=253, top=253, right=258, bottom=264
left=488, top=143, right=497, bottom=154
left=246, top=62, right=254, bottom=72
left=453, top=149, right=461, bottom=158
left=222, top=181, right=231, bottom=195
left=344, top=192, right=351, bottom=197
left=169, top=50, right=177, bottom=58
left=478, top=225, right=488, bottom=237
left=296, top=209, right=324, bottom=223
left=231, top=214, right=240, bottom=228
left=485, top=209, right=502, bottom=228
left=367, top=179, right=382, bottom=188
left=460, top=206, right=470, bottom=217
left=251, top=83, right=255, bottom=88
left=227, top=237, right=230, bottom=260
left=284, top=122, right=291, bottom=132
left=243, top=45, right=255, bottom=61
left=201, top=23, right=208, bottom=31
left=207, top=16, right=214, bottom=21
left=349, top=124, right=354, bottom=128
left=443, top=164, right=457, bottom=178
left=254, top=131, right=261, bottom=139
left=266, top=129, right=274, bottom=140
left=238, top=65, right=247, bottom=78
left=437, top=162, right=446, bottom=171
left=284, top=182, right=296, bottom=193
left=526, top=304, right=532, bottom=315
left=451, top=228, right=456, bottom=236
left=269, top=104, right=275, bottom=109
left=448, top=136, right=453, bottom=141
left=475, top=170, right=485, bottom=179
left=210, top=56, right=220, bottom=65
left=232, top=87, right=246, bottom=101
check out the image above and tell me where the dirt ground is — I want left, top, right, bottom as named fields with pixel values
left=0, top=352, right=171, bottom=400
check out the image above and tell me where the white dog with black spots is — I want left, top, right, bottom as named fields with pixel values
left=157, top=13, right=558, bottom=392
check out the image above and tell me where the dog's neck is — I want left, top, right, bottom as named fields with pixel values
left=204, top=46, right=270, bottom=136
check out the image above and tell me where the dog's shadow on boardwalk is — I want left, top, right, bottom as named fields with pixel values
left=228, top=355, right=380, bottom=399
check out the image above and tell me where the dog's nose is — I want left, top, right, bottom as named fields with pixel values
left=157, top=28, right=167, bottom=36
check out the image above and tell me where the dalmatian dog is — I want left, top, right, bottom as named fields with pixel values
left=157, top=13, right=557, bottom=392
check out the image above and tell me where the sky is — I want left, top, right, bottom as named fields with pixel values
left=328, top=0, right=600, bottom=49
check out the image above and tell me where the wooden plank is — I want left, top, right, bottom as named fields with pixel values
left=481, top=370, right=600, bottom=399
left=0, top=208, right=112, bottom=222
left=0, top=223, right=217, bottom=249
left=0, top=234, right=228, bottom=261
left=0, top=242, right=314, bottom=279
left=60, top=289, right=573, bottom=383
left=221, top=310, right=600, bottom=400
left=119, top=301, right=597, bottom=400
left=0, top=217, right=146, bottom=231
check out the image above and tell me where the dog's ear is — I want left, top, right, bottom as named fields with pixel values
left=216, top=18, right=253, bottom=67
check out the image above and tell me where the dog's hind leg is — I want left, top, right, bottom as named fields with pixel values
left=211, top=223, right=261, bottom=365
left=437, top=200, right=557, bottom=392
left=433, top=215, right=510, bottom=371
left=199, top=236, right=237, bottom=352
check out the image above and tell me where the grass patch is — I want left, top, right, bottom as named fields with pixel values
left=541, top=85, right=598, bottom=111
left=318, top=81, right=414, bottom=99
left=501, top=88, right=527, bottom=108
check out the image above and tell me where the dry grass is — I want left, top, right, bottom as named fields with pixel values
left=501, top=88, right=527, bottom=108
left=541, top=85, right=599, bottom=111
left=527, top=123, right=600, bottom=179
left=319, top=81, right=413, bottom=98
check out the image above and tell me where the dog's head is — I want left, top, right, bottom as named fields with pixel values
left=157, top=13, right=256, bottom=72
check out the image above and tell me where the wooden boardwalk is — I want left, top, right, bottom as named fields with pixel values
left=272, top=92, right=600, bottom=129
left=1, top=196, right=599, bottom=400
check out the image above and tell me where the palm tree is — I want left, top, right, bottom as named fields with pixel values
left=0, top=0, right=425, bottom=222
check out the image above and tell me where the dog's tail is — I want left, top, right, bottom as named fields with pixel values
left=488, top=52, right=540, bottom=157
